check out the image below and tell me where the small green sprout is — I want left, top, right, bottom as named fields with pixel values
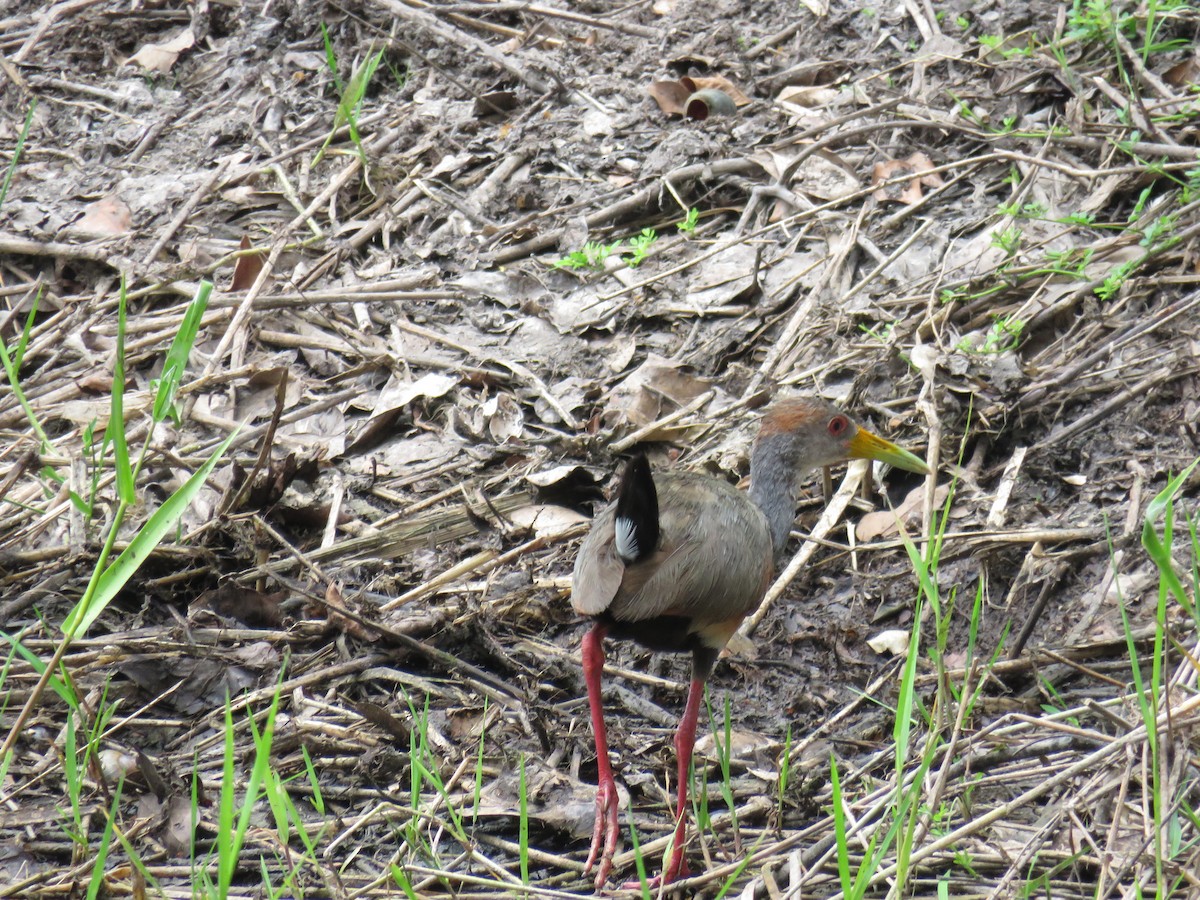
left=991, top=225, right=1023, bottom=257
left=677, top=207, right=700, bottom=233
left=625, top=228, right=658, bottom=267
left=553, top=240, right=622, bottom=271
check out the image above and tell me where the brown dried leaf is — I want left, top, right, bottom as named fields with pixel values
left=353, top=701, right=411, bottom=745
left=695, top=728, right=775, bottom=760
left=777, top=84, right=841, bottom=109
left=856, top=482, right=946, bottom=541
left=318, top=582, right=375, bottom=640
left=193, top=583, right=287, bottom=627
left=482, top=393, right=524, bottom=443
left=1163, top=55, right=1200, bottom=87
left=164, top=796, right=194, bottom=854
left=647, top=80, right=690, bottom=116
left=507, top=504, right=588, bottom=538
left=606, top=354, right=710, bottom=429
left=871, top=152, right=944, bottom=205
left=119, top=655, right=260, bottom=714
left=74, top=195, right=132, bottom=237
left=125, top=28, right=195, bottom=73
left=229, top=234, right=265, bottom=291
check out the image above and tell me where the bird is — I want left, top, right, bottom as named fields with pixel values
left=571, top=398, right=930, bottom=890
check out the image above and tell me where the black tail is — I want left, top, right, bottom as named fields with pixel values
left=613, top=453, right=659, bottom=564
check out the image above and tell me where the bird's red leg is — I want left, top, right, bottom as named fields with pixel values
left=620, top=675, right=705, bottom=890
left=582, top=623, right=619, bottom=890
left=665, top=676, right=704, bottom=883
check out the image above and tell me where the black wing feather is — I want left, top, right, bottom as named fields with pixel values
left=613, top=453, right=659, bottom=564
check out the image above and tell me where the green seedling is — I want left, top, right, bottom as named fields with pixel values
left=191, top=673, right=284, bottom=899
left=958, top=315, right=1024, bottom=355
left=1095, top=259, right=1137, bottom=300
left=61, top=282, right=230, bottom=639
left=316, top=26, right=384, bottom=167
left=677, top=207, right=700, bottom=233
left=991, top=224, right=1023, bottom=257
left=553, top=240, right=622, bottom=271
left=860, top=321, right=895, bottom=343
left=706, top=693, right=740, bottom=845
left=626, top=228, right=657, bottom=267
left=0, top=287, right=55, bottom=463
left=390, top=863, right=420, bottom=900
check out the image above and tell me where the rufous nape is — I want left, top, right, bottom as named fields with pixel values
left=571, top=398, right=930, bottom=889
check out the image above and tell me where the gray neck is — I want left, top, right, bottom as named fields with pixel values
left=748, top=433, right=800, bottom=557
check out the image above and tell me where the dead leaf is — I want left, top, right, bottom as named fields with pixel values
left=347, top=372, right=458, bottom=452
left=73, top=195, right=132, bottom=237
left=867, top=629, right=910, bottom=656
left=125, top=28, right=195, bottom=73
left=192, top=583, right=287, bottom=627
left=607, top=354, right=711, bottom=429
left=447, top=706, right=490, bottom=741
left=119, top=655, right=260, bottom=714
left=871, top=152, right=944, bottom=205
left=1164, top=54, right=1200, bottom=88
left=378, top=372, right=457, bottom=411
left=353, top=701, right=411, bottom=745
left=56, top=392, right=149, bottom=427
left=777, top=84, right=841, bottom=109
left=229, top=234, right=265, bottom=291
left=649, top=75, right=750, bottom=118
left=856, top=482, right=944, bottom=542
left=687, top=241, right=758, bottom=308
left=696, top=728, right=775, bottom=760
left=318, top=582, right=375, bottom=640
left=508, top=504, right=588, bottom=538
left=648, top=80, right=690, bottom=116
left=163, top=796, right=194, bottom=854
left=525, top=464, right=595, bottom=488
left=481, top=393, right=524, bottom=443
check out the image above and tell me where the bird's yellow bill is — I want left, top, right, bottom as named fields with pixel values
left=848, top=428, right=930, bottom=474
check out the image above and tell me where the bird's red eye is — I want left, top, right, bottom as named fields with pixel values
left=828, top=415, right=849, bottom=437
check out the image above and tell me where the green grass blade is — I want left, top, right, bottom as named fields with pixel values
left=61, top=426, right=240, bottom=637
left=86, top=779, right=123, bottom=900
left=9, top=286, right=40, bottom=373
left=215, top=699, right=238, bottom=894
left=625, top=802, right=652, bottom=899
left=390, top=864, right=420, bottom=900
left=1, top=632, right=75, bottom=705
left=1142, top=459, right=1200, bottom=617
left=0, top=99, right=36, bottom=209
left=830, top=755, right=852, bottom=897
left=0, top=289, right=54, bottom=454
left=518, top=753, right=529, bottom=884
left=152, top=281, right=212, bottom=424
left=107, top=280, right=134, bottom=505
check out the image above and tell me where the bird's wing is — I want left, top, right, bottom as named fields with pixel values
left=570, top=504, right=625, bottom=616
left=573, top=473, right=773, bottom=626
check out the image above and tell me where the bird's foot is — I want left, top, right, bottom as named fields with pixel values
left=584, top=778, right=621, bottom=891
